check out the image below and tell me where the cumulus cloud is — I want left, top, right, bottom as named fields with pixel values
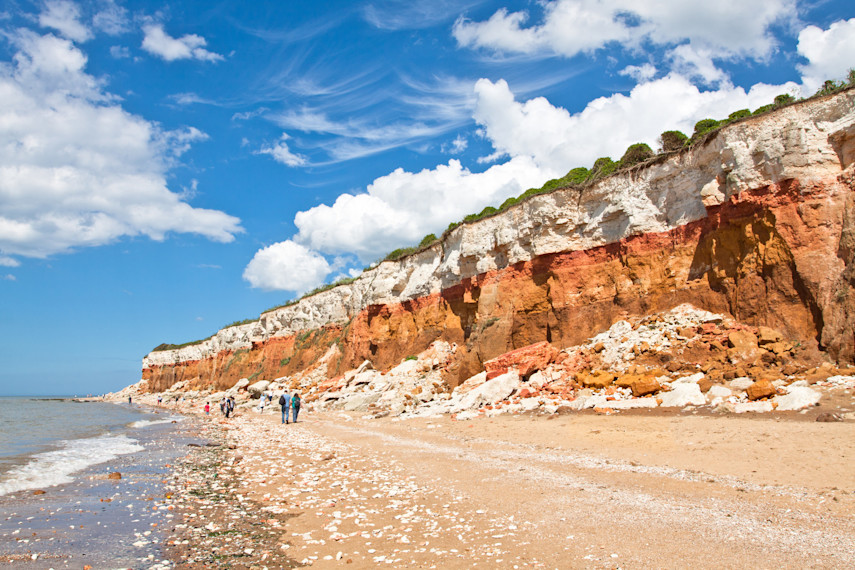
left=257, top=135, right=307, bottom=167
left=141, top=24, right=223, bottom=62
left=473, top=75, right=795, bottom=173
left=453, top=0, right=796, bottom=62
left=619, top=63, right=657, bottom=83
left=38, top=0, right=92, bottom=43
left=797, top=18, right=855, bottom=93
left=0, top=31, right=242, bottom=259
left=292, top=156, right=545, bottom=261
left=0, top=256, right=20, bottom=267
left=243, top=240, right=332, bottom=292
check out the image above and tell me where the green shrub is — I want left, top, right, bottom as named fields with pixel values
left=279, top=356, right=291, bottom=367
left=384, top=246, right=417, bottom=261
left=658, top=130, right=688, bottom=152
left=499, top=196, right=519, bottom=210
left=404, top=355, right=418, bottom=361
left=727, top=109, right=751, bottom=122
left=816, top=79, right=845, bottom=96
left=445, top=221, right=460, bottom=233
left=419, top=233, right=437, bottom=247
left=752, top=104, right=775, bottom=115
left=773, top=93, right=795, bottom=106
left=692, top=118, right=720, bottom=140
left=224, top=318, right=255, bottom=329
left=619, top=143, right=654, bottom=168
left=588, top=157, right=617, bottom=180
left=565, top=166, right=590, bottom=184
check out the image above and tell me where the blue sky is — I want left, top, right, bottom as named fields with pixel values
left=1, top=0, right=853, bottom=395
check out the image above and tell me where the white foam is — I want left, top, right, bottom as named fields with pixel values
left=129, top=417, right=179, bottom=429
left=0, top=434, right=144, bottom=496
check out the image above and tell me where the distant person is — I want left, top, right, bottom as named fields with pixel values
left=204, top=402, right=210, bottom=414
left=157, top=396, right=162, bottom=405
left=128, top=396, right=132, bottom=404
left=226, top=396, right=234, bottom=418
left=279, top=391, right=291, bottom=424
left=220, top=398, right=226, bottom=415
left=291, top=392, right=301, bottom=423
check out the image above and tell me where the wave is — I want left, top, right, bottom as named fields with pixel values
left=128, top=417, right=180, bottom=429
left=0, top=434, right=143, bottom=496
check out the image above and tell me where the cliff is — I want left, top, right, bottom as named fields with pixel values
left=142, top=89, right=855, bottom=393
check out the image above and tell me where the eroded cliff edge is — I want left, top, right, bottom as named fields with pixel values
left=142, top=90, right=855, bottom=392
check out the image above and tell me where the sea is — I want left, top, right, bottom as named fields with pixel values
left=0, top=397, right=203, bottom=568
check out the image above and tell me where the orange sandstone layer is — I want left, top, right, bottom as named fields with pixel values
left=143, top=176, right=855, bottom=393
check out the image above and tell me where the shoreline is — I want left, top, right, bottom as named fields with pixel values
left=149, top=401, right=855, bottom=568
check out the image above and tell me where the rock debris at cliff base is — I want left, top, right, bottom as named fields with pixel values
left=114, top=303, right=855, bottom=424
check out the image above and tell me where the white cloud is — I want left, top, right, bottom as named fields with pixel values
left=92, top=0, right=129, bottom=36
left=619, top=63, right=657, bottom=83
left=453, top=0, right=796, bottom=63
left=669, top=45, right=729, bottom=85
left=0, top=31, right=242, bottom=258
left=1, top=274, right=16, bottom=281
left=141, top=24, right=223, bottom=62
left=257, top=135, right=307, bottom=167
left=292, top=155, right=545, bottom=262
left=243, top=240, right=332, bottom=292
left=473, top=75, right=795, bottom=174
left=443, top=134, right=468, bottom=154
left=109, top=45, right=129, bottom=59
left=39, top=0, right=92, bottom=43
left=797, top=18, right=855, bottom=93
left=0, top=256, right=20, bottom=267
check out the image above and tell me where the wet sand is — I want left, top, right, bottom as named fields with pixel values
left=164, top=406, right=855, bottom=568
left=0, top=410, right=206, bottom=569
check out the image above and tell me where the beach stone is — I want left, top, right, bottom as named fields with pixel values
left=247, top=380, right=270, bottom=398
left=342, top=392, right=382, bottom=411
left=757, top=326, right=782, bottom=345
left=483, top=341, right=558, bottom=379
left=232, top=378, right=250, bottom=391
left=630, top=377, right=661, bottom=397
left=659, top=383, right=706, bottom=407
left=746, top=380, right=776, bottom=401
left=734, top=401, right=774, bottom=413
left=453, top=371, right=520, bottom=411
left=108, top=472, right=122, bottom=480
left=730, top=377, right=754, bottom=391
left=816, top=412, right=843, bottom=422
left=708, top=385, right=732, bottom=399
left=33, top=489, right=46, bottom=495
left=527, top=371, right=546, bottom=390
left=774, top=386, right=821, bottom=411
left=578, top=370, right=616, bottom=389
left=609, top=398, right=659, bottom=409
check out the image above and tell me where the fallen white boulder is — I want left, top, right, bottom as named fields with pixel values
left=774, top=386, right=821, bottom=411
left=659, top=383, right=706, bottom=407
left=452, top=371, right=520, bottom=412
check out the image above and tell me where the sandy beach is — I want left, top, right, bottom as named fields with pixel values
left=162, top=405, right=855, bottom=569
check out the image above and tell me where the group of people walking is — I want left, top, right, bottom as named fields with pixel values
left=278, top=391, right=301, bottom=424
left=219, top=396, right=235, bottom=417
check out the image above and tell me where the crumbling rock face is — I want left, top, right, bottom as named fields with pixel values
left=142, top=90, right=855, bottom=393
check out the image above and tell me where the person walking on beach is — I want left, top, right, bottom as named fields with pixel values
left=225, top=396, right=234, bottom=418
left=279, top=391, right=291, bottom=424
left=204, top=402, right=210, bottom=414
left=128, top=396, right=132, bottom=404
left=291, top=392, right=301, bottom=423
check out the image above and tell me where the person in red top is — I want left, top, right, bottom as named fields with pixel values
left=204, top=402, right=210, bottom=414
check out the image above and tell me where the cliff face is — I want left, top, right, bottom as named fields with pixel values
left=142, top=90, right=855, bottom=393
